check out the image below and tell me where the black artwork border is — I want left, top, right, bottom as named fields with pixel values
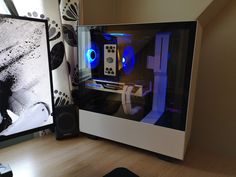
left=0, top=14, right=55, bottom=142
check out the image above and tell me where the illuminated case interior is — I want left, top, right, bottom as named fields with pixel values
left=77, top=21, right=199, bottom=159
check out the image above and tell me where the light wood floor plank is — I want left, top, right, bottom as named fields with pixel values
left=0, top=134, right=235, bottom=177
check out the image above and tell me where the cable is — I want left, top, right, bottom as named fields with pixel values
left=122, top=85, right=141, bottom=115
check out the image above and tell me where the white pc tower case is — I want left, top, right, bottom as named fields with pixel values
left=77, top=21, right=202, bottom=160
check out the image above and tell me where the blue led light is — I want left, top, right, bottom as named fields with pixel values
left=122, top=46, right=135, bottom=75
left=122, top=57, right=126, bottom=63
left=103, top=34, right=112, bottom=41
left=85, top=42, right=100, bottom=69
left=109, top=33, right=130, bottom=37
left=86, top=49, right=96, bottom=63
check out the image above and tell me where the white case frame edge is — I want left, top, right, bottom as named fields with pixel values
left=184, top=21, right=203, bottom=155
left=80, top=110, right=185, bottom=160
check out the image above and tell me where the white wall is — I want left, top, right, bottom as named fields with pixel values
left=114, top=0, right=213, bottom=23
left=191, top=0, right=236, bottom=155
left=80, top=0, right=116, bottom=25
left=80, top=0, right=214, bottom=25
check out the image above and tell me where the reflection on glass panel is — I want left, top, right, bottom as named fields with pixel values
left=77, top=22, right=196, bottom=131
left=78, top=27, right=92, bottom=82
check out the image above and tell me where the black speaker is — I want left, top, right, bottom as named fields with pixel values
left=54, top=104, right=79, bottom=140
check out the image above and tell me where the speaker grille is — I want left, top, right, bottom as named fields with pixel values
left=54, top=104, right=79, bottom=139
left=57, top=112, right=76, bottom=133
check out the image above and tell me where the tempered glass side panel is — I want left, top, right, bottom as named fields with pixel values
left=77, top=22, right=196, bottom=131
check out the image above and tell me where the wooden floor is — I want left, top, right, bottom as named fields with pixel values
left=0, top=133, right=236, bottom=177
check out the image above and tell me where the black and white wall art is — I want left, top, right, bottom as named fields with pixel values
left=59, top=0, right=80, bottom=103
left=8, top=0, right=73, bottom=107
left=0, top=15, right=53, bottom=136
